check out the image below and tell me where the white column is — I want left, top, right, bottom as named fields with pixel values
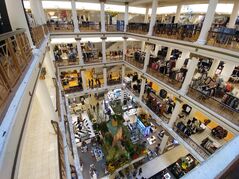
left=144, top=8, right=149, bottom=23
left=176, top=51, right=190, bottom=69
left=143, top=45, right=151, bottom=72
left=49, top=43, right=56, bottom=61
left=168, top=100, right=182, bottom=128
left=166, top=47, right=173, bottom=61
left=139, top=78, right=146, bottom=101
left=100, top=0, right=106, bottom=32
left=208, top=59, right=220, bottom=78
left=101, top=37, right=107, bottom=63
left=71, top=0, right=80, bottom=32
left=45, top=51, right=55, bottom=79
left=228, top=1, right=239, bottom=28
left=220, top=62, right=236, bottom=82
left=37, top=0, right=46, bottom=24
left=5, top=0, right=34, bottom=47
left=180, top=57, right=199, bottom=95
left=159, top=134, right=169, bottom=154
left=76, top=39, right=84, bottom=65
left=148, top=0, right=158, bottom=36
left=174, top=4, right=182, bottom=23
left=197, top=0, right=218, bottom=45
left=81, top=71, right=87, bottom=91
left=141, top=41, right=146, bottom=51
left=154, top=44, right=161, bottom=56
left=124, top=3, right=129, bottom=32
left=123, top=37, right=128, bottom=61
left=121, top=65, right=126, bottom=103
left=103, top=68, right=107, bottom=88
left=29, top=0, right=42, bottom=25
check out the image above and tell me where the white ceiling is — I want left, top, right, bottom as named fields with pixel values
left=41, top=0, right=235, bottom=7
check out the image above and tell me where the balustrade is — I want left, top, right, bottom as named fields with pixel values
left=0, top=29, right=32, bottom=122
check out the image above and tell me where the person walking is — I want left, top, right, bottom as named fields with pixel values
left=138, top=168, right=142, bottom=176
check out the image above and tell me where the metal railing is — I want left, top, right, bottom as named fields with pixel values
left=187, top=87, right=239, bottom=126
left=0, top=29, right=32, bottom=121
left=48, top=24, right=74, bottom=32
left=147, top=67, right=183, bottom=90
left=153, top=23, right=201, bottom=42
left=51, top=120, right=67, bottom=179
left=127, top=23, right=149, bottom=35
left=207, top=30, right=239, bottom=51
left=31, top=25, right=45, bottom=48
left=125, top=54, right=144, bottom=69
left=106, top=24, right=117, bottom=32
left=79, top=23, right=100, bottom=32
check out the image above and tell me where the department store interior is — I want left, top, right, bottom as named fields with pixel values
left=0, top=0, right=239, bottom=179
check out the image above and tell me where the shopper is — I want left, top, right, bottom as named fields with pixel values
left=88, top=79, right=91, bottom=88
left=139, top=167, right=142, bottom=175
left=91, top=79, right=94, bottom=88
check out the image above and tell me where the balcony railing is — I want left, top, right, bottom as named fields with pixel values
left=107, top=78, right=122, bottom=86
left=147, top=67, right=183, bottom=90
left=106, top=51, right=123, bottom=62
left=51, top=120, right=67, bottom=179
left=125, top=54, right=144, bottom=69
left=79, top=23, right=100, bottom=32
left=127, top=23, right=149, bottom=35
left=207, top=29, right=239, bottom=51
left=153, top=23, right=201, bottom=42
left=31, top=25, right=45, bottom=48
left=0, top=29, right=32, bottom=121
left=106, top=24, right=117, bottom=32
left=48, top=24, right=74, bottom=32
left=187, top=87, right=239, bottom=126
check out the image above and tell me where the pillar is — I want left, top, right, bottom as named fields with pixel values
left=166, top=47, right=173, bottom=61
left=208, top=59, right=220, bottom=78
left=71, top=0, right=80, bottom=32
left=101, top=37, right=107, bottom=63
left=29, top=0, right=42, bottom=25
left=121, top=65, right=126, bottom=103
left=141, top=41, right=146, bottom=51
left=139, top=78, right=146, bottom=100
left=196, top=0, right=218, bottom=45
left=100, top=0, right=106, bottom=32
left=148, top=0, right=158, bottom=36
left=159, top=134, right=169, bottom=154
left=103, top=68, right=107, bottom=88
left=227, top=1, right=239, bottom=28
left=174, top=4, right=182, bottom=23
left=180, top=57, right=199, bottom=95
left=154, top=44, right=161, bottom=56
left=76, top=39, right=84, bottom=65
left=144, top=8, right=149, bottom=23
left=124, top=3, right=129, bottom=32
left=123, top=37, right=128, bottom=61
left=168, top=100, right=182, bottom=128
left=176, top=51, right=190, bottom=69
left=44, top=51, right=55, bottom=79
left=5, top=0, right=34, bottom=47
left=220, top=62, right=236, bottom=82
left=81, top=70, right=87, bottom=91
left=37, top=0, right=46, bottom=24
left=143, top=45, right=151, bottom=72
left=49, top=43, right=56, bottom=61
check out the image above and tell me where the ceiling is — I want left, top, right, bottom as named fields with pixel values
left=41, top=0, right=235, bottom=7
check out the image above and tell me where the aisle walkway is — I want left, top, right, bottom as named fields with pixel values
left=139, top=145, right=189, bottom=178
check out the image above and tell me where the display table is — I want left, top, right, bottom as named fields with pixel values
left=147, top=135, right=157, bottom=145
left=93, top=147, right=104, bottom=161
